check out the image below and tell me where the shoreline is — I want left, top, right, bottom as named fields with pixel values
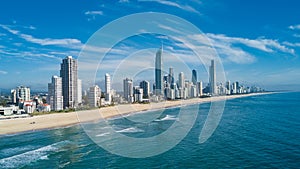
left=0, top=92, right=275, bottom=136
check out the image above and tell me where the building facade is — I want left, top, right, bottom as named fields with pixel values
left=209, top=60, right=217, bottom=95
left=140, top=80, right=150, bottom=99
left=47, top=75, right=63, bottom=111
left=88, top=85, right=101, bottom=108
left=123, top=78, right=133, bottom=103
left=155, top=47, right=163, bottom=95
left=60, top=56, right=78, bottom=109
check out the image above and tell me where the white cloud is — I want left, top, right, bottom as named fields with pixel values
left=84, top=11, right=103, bottom=16
left=289, top=24, right=300, bottom=30
left=283, top=41, right=300, bottom=47
left=20, top=34, right=82, bottom=47
left=205, top=33, right=295, bottom=55
left=118, top=0, right=129, bottom=3
left=138, top=0, right=200, bottom=14
left=0, top=24, right=83, bottom=49
left=0, top=70, right=8, bottom=74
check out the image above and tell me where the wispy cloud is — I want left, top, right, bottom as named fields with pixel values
left=84, top=10, right=104, bottom=21
left=283, top=41, right=300, bottom=47
left=0, top=24, right=83, bottom=49
left=118, top=0, right=129, bottom=3
left=84, top=10, right=103, bottom=16
left=289, top=24, right=300, bottom=30
left=205, top=33, right=295, bottom=55
left=0, top=70, right=8, bottom=75
left=138, top=0, right=200, bottom=14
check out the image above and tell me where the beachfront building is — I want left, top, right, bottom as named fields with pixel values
left=140, top=80, right=150, bottom=99
left=47, top=75, right=63, bottom=111
left=154, top=46, right=163, bottom=96
left=11, top=86, right=31, bottom=105
left=226, top=81, right=231, bottom=95
left=192, top=69, right=197, bottom=85
left=77, top=79, right=82, bottom=105
left=133, top=86, right=143, bottom=102
left=197, top=81, right=203, bottom=97
left=123, top=78, right=134, bottom=103
left=88, top=85, right=101, bottom=108
left=209, top=60, right=217, bottom=95
left=105, top=73, right=112, bottom=103
left=0, top=105, right=18, bottom=116
left=60, top=56, right=78, bottom=109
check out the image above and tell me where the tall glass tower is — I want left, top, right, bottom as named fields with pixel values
left=209, top=60, right=217, bottom=95
left=192, top=69, right=197, bottom=85
left=155, top=46, right=163, bottom=95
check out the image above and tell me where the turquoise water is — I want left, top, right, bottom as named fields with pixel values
left=0, top=92, right=299, bottom=168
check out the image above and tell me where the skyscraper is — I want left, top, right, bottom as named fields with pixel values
left=77, top=79, right=82, bottom=105
left=192, top=69, right=197, bottom=85
left=88, top=85, right=101, bottom=108
left=155, top=46, right=163, bottom=95
left=105, top=73, right=111, bottom=102
left=209, top=60, right=217, bottom=95
left=140, top=80, right=150, bottom=98
left=178, top=72, right=185, bottom=89
left=47, top=76, right=63, bottom=111
left=123, top=78, right=133, bottom=102
left=197, top=81, right=203, bottom=97
left=60, top=56, right=78, bottom=109
left=226, top=80, right=231, bottom=95
left=169, top=67, right=174, bottom=84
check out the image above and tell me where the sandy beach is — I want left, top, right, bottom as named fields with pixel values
left=0, top=92, right=273, bottom=135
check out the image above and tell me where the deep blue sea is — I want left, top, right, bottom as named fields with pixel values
left=0, top=92, right=299, bottom=168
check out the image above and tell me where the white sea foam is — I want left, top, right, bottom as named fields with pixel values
left=96, top=132, right=110, bottom=137
left=155, top=115, right=178, bottom=122
left=116, top=127, right=144, bottom=133
left=0, top=145, right=37, bottom=157
left=0, top=140, right=69, bottom=168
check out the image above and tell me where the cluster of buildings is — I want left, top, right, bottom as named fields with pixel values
left=0, top=86, right=50, bottom=116
left=87, top=46, right=263, bottom=107
left=1, top=46, right=264, bottom=116
left=1, top=56, right=82, bottom=116
left=47, top=56, right=82, bottom=111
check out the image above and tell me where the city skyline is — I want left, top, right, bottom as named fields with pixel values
left=0, top=0, right=300, bottom=91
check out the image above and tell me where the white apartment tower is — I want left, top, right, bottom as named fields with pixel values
left=123, top=78, right=133, bottom=103
left=105, top=73, right=111, bottom=102
left=47, top=76, right=63, bottom=111
left=78, top=79, right=82, bottom=105
left=11, top=86, right=31, bottom=104
left=178, top=72, right=185, bottom=89
left=60, top=56, right=78, bottom=109
left=89, top=85, right=101, bottom=108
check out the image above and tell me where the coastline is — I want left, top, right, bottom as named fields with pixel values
left=0, top=92, right=274, bottom=136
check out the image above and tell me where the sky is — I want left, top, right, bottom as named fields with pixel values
left=0, top=0, right=300, bottom=91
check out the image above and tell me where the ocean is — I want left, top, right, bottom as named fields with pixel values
left=0, top=92, right=299, bottom=168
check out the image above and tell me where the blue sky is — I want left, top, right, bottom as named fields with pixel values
left=0, top=0, right=300, bottom=91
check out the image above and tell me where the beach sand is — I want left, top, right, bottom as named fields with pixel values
left=0, top=93, right=272, bottom=135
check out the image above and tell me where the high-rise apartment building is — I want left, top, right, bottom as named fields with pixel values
left=123, top=78, right=133, bottom=102
left=140, top=80, right=150, bottom=98
left=105, top=73, right=111, bottom=102
left=88, top=85, right=101, bottom=108
left=11, top=86, right=31, bottom=104
left=47, top=76, right=63, bottom=111
left=60, top=56, right=78, bottom=109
